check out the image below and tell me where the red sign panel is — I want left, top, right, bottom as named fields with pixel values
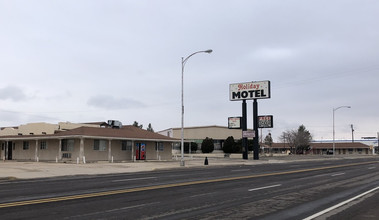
left=258, top=115, right=273, bottom=128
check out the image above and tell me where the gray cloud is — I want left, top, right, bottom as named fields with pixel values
left=0, top=109, right=60, bottom=125
left=0, top=86, right=28, bottom=101
left=87, top=95, right=146, bottom=110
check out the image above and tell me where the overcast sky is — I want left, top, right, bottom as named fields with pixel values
left=1, top=0, right=378, bottom=142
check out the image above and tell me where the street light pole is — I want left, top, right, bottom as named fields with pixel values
left=181, top=49, right=212, bottom=166
left=333, top=106, right=351, bottom=156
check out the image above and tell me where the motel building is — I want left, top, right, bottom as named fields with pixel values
left=262, top=142, right=376, bottom=155
left=158, top=125, right=255, bottom=153
left=159, top=126, right=376, bottom=156
left=0, top=122, right=177, bottom=163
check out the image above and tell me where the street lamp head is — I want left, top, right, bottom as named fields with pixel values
left=183, top=49, right=213, bottom=64
left=334, top=105, right=351, bottom=111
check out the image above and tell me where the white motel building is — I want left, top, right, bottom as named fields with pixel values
left=0, top=121, right=177, bottom=162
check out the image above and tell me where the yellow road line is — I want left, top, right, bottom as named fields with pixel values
left=0, top=161, right=377, bottom=208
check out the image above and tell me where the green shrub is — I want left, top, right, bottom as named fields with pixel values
left=201, top=137, right=214, bottom=153
left=223, top=136, right=235, bottom=153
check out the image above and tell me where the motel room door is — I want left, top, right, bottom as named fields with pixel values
left=135, top=143, right=146, bottom=160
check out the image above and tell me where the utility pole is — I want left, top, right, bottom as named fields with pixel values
left=351, top=124, right=354, bottom=143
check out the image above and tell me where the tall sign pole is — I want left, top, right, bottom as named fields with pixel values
left=242, top=100, right=248, bottom=159
left=253, top=99, right=259, bottom=160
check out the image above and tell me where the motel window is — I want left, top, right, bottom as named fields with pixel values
left=62, top=139, right=74, bottom=152
left=23, top=141, right=29, bottom=150
left=173, top=142, right=180, bottom=150
left=40, top=141, right=47, bottom=150
left=94, top=140, right=107, bottom=151
left=156, top=142, right=164, bottom=151
left=121, top=141, right=132, bottom=151
left=62, top=153, right=71, bottom=158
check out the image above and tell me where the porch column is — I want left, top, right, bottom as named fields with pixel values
left=108, top=139, right=112, bottom=162
left=131, top=140, right=135, bottom=161
left=156, top=142, right=159, bottom=160
left=58, top=139, right=62, bottom=160
left=35, top=140, right=39, bottom=162
left=79, top=138, right=84, bottom=163
left=5, top=141, right=8, bottom=160
left=2, top=141, right=6, bottom=160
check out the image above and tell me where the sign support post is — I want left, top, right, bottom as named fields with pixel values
left=242, top=100, right=248, bottom=159
left=253, top=99, right=259, bottom=160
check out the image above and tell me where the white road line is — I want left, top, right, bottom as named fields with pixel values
left=331, top=172, right=345, bottom=177
left=190, top=192, right=217, bottom=198
left=248, top=184, right=281, bottom=192
left=314, top=174, right=330, bottom=178
left=111, top=176, right=157, bottom=182
left=368, top=167, right=376, bottom=170
left=303, top=186, right=379, bottom=220
left=66, top=202, right=160, bottom=219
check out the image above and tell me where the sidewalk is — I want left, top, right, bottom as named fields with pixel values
left=0, top=157, right=261, bottom=180
left=0, top=154, right=375, bottom=180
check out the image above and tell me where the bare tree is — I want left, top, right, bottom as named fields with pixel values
left=279, top=125, right=312, bottom=154
left=280, top=130, right=296, bottom=154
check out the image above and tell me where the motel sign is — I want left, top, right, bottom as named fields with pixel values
left=229, top=81, right=271, bottom=101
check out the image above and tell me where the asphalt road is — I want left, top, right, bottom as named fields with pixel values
left=0, top=157, right=378, bottom=219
